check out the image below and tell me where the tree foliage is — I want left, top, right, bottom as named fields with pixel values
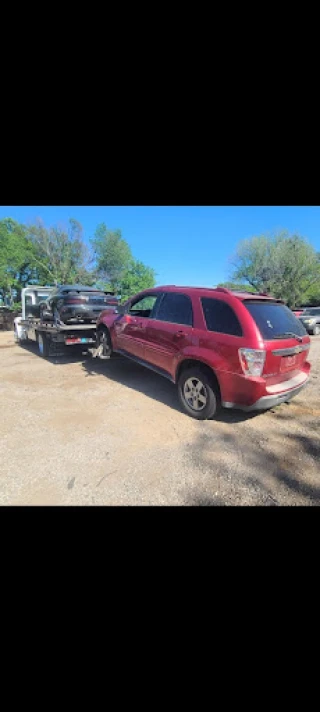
left=217, top=281, right=256, bottom=293
left=230, top=231, right=320, bottom=308
left=91, top=224, right=132, bottom=293
left=0, top=216, right=157, bottom=304
left=26, top=218, right=94, bottom=286
left=302, top=276, right=320, bottom=305
left=121, top=260, right=156, bottom=302
left=92, top=223, right=156, bottom=298
left=1, top=217, right=96, bottom=302
left=0, top=218, right=37, bottom=299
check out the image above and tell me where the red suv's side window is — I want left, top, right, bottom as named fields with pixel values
left=201, top=298, right=243, bottom=336
left=128, top=295, right=160, bottom=318
left=155, top=293, right=193, bottom=326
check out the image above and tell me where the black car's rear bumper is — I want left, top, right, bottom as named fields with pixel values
left=60, top=305, right=116, bottom=322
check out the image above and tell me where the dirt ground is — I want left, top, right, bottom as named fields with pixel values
left=1, top=330, right=319, bottom=506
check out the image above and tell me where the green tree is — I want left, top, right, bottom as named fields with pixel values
left=121, top=260, right=156, bottom=302
left=91, top=224, right=132, bottom=293
left=300, top=252, right=320, bottom=305
left=230, top=231, right=320, bottom=308
left=303, top=282, right=320, bottom=305
left=26, top=218, right=94, bottom=286
left=217, top=281, right=256, bottom=292
left=0, top=218, right=37, bottom=301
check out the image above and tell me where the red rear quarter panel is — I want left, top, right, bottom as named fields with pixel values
left=97, top=311, right=120, bottom=347
left=172, top=293, right=263, bottom=400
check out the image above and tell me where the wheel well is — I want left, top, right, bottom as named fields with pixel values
left=176, top=359, right=221, bottom=398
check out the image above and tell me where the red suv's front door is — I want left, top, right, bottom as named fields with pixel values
left=114, top=293, right=161, bottom=359
left=114, top=314, right=146, bottom=358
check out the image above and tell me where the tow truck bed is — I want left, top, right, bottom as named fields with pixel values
left=20, top=320, right=97, bottom=332
left=16, top=319, right=97, bottom=357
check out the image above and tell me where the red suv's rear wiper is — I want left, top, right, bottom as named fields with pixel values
left=274, top=332, right=303, bottom=342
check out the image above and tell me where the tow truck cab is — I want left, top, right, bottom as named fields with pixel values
left=15, top=287, right=54, bottom=340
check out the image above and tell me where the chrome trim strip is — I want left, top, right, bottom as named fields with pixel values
left=271, top=343, right=309, bottom=356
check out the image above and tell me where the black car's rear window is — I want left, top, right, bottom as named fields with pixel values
left=244, top=301, right=307, bottom=339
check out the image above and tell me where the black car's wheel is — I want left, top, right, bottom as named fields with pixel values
left=178, top=367, right=221, bottom=420
left=37, top=332, right=50, bottom=358
left=313, top=324, right=320, bottom=335
left=97, top=327, right=112, bottom=359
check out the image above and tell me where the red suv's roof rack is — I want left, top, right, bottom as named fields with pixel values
left=156, top=285, right=276, bottom=298
left=162, top=285, right=226, bottom=292
left=215, top=287, right=274, bottom=297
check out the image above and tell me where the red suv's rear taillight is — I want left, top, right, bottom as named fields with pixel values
left=239, top=348, right=266, bottom=377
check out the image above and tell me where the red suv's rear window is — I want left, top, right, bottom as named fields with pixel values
left=244, top=301, right=307, bottom=339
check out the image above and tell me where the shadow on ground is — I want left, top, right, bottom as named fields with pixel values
left=17, top=340, right=93, bottom=365
left=184, top=494, right=227, bottom=506
left=185, top=425, right=320, bottom=506
left=18, top=343, right=294, bottom=424
left=82, top=354, right=180, bottom=412
left=81, top=355, right=265, bottom=423
left=16, top=342, right=320, bottom=506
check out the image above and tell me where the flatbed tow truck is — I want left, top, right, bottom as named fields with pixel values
left=14, top=286, right=98, bottom=357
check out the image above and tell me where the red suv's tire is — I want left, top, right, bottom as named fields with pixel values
left=178, top=367, right=221, bottom=420
left=97, top=326, right=112, bottom=359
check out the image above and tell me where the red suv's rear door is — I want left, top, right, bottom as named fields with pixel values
left=144, top=293, right=194, bottom=377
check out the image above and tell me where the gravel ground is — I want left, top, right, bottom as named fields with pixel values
left=1, top=331, right=319, bottom=506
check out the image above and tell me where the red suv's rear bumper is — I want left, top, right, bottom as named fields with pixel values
left=220, top=364, right=310, bottom=411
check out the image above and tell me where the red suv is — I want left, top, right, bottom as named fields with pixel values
left=96, top=286, right=311, bottom=420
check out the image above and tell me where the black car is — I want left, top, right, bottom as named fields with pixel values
left=298, top=307, right=320, bottom=335
left=40, top=285, right=119, bottom=325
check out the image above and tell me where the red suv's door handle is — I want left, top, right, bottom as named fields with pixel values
left=175, top=330, right=187, bottom=337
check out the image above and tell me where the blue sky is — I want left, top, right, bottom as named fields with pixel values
left=1, top=205, right=320, bottom=286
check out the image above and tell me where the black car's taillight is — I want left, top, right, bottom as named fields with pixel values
left=66, top=298, right=87, bottom=304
